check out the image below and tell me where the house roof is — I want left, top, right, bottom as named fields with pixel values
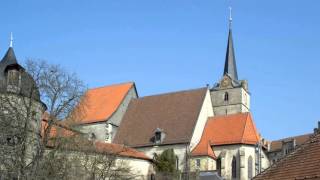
left=41, top=116, right=150, bottom=161
left=254, top=132, right=320, bottom=180
left=113, top=87, right=208, bottom=147
left=73, top=82, right=134, bottom=124
left=269, top=133, right=312, bottom=152
left=94, top=141, right=151, bottom=160
left=191, top=140, right=216, bottom=159
left=199, top=113, right=260, bottom=147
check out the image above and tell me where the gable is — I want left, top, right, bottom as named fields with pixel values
left=72, top=82, right=135, bottom=124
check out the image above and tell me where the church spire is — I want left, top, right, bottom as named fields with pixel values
left=223, top=7, right=238, bottom=81
left=10, top=32, right=13, bottom=48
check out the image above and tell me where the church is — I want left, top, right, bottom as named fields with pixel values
left=72, top=14, right=271, bottom=180
left=1, top=10, right=316, bottom=180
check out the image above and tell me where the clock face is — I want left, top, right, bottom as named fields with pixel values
left=221, top=78, right=230, bottom=87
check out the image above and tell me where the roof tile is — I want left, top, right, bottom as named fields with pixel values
left=254, top=132, right=320, bottom=180
left=113, top=87, right=208, bottom=147
left=73, top=82, right=134, bottom=124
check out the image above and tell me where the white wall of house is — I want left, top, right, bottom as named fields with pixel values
left=189, top=88, right=214, bottom=151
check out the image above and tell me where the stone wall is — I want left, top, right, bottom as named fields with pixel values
left=211, top=87, right=250, bottom=116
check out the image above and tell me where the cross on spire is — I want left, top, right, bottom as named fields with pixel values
left=223, top=6, right=238, bottom=81
left=9, top=32, right=13, bottom=48
left=229, top=6, right=233, bottom=28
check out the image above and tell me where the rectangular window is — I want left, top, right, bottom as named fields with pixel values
left=196, top=159, right=201, bottom=168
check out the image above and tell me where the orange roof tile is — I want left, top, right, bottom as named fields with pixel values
left=41, top=119, right=79, bottom=140
left=254, top=132, right=320, bottom=180
left=73, top=82, right=134, bottom=124
left=94, top=141, right=151, bottom=160
left=195, top=113, right=260, bottom=155
left=192, top=140, right=216, bottom=159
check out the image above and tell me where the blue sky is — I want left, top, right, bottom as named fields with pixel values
left=1, top=1, right=319, bottom=141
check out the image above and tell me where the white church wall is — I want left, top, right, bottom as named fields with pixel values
left=190, top=156, right=216, bottom=172
left=189, top=88, right=214, bottom=151
left=78, top=122, right=107, bottom=141
left=213, top=144, right=264, bottom=180
left=137, top=144, right=189, bottom=172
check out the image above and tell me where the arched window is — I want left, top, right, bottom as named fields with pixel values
left=176, top=156, right=179, bottom=170
left=216, top=157, right=221, bottom=176
left=224, top=92, right=229, bottom=101
left=248, top=156, right=253, bottom=179
left=232, top=156, right=237, bottom=178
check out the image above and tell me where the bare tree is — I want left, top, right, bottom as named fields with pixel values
left=1, top=59, right=139, bottom=179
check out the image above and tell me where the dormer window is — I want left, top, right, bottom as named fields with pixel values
left=154, top=128, right=165, bottom=144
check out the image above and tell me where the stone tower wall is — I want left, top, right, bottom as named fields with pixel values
left=211, top=87, right=250, bottom=116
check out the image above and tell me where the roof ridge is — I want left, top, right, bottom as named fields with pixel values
left=240, top=113, right=249, bottom=143
left=271, top=133, right=313, bottom=142
left=89, top=82, right=134, bottom=91
left=139, top=87, right=207, bottom=99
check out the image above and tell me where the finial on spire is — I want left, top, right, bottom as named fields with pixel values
left=229, top=6, right=233, bottom=28
left=9, top=32, right=13, bottom=48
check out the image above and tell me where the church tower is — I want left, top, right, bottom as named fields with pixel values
left=211, top=10, right=250, bottom=115
left=0, top=35, right=46, bottom=166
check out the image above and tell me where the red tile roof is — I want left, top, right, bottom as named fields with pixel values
left=196, top=113, right=260, bottom=149
left=73, top=82, right=134, bottom=124
left=191, top=140, right=216, bottom=159
left=94, top=141, right=151, bottom=160
left=269, top=133, right=312, bottom=152
left=254, top=132, right=320, bottom=180
left=41, top=116, right=150, bottom=161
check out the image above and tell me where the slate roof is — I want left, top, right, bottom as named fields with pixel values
left=72, top=82, right=135, bottom=124
left=197, top=113, right=260, bottom=147
left=254, top=132, right=320, bottom=180
left=0, top=47, right=41, bottom=101
left=224, top=29, right=238, bottom=81
left=113, top=87, right=208, bottom=147
left=269, top=133, right=312, bottom=152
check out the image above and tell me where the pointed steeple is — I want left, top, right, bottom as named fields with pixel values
left=223, top=7, right=238, bottom=81
left=1, top=33, right=18, bottom=64
left=1, top=47, right=18, bottom=65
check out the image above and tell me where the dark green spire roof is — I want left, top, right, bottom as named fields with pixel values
left=223, top=29, right=238, bottom=80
